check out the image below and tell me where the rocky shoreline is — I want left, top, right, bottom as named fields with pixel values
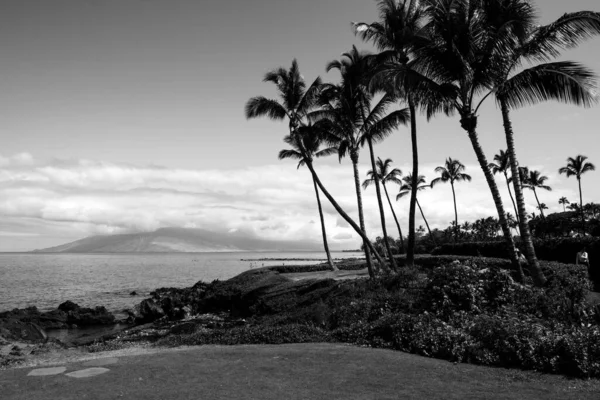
left=1, top=260, right=367, bottom=368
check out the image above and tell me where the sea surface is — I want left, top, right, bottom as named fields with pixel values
left=0, top=252, right=363, bottom=314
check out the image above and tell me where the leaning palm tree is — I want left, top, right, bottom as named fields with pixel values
left=559, top=197, right=570, bottom=212
left=363, top=157, right=405, bottom=250
left=559, top=155, right=596, bottom=233
left=353, top=0, right=434, bottom=268
left=397, top=174, right=436, bottom=246
left=322, top=46, right=410, bottom=270
left=430, top=157, right=472, bottom=242
left=278, top=127, right=339, bottom=271
left=489, top=150, right=520, bottom=225
left=522, top=169, right=552, bottom=219
left=245, top=59, right=387, bottom=277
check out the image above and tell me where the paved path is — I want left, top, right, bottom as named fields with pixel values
left=0, top=343, right=597, bottom=399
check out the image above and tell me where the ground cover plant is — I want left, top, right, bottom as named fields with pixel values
left=154, top=256, right=600, bottom=379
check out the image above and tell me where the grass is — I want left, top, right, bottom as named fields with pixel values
left=1, top=343, right=599, bottom=399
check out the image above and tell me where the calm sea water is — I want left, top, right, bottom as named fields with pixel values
left=0, top=252, right=363, bottom=313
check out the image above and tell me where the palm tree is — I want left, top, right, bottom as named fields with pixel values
left=559, top=197, right=570, bottom=212
left=323, top=46, right=410, bottom=270
left=353, top=0, right=433, bottom=268
left=363, top=157, right=405, bottom=250
left=522, top=169, right=552, bottom=219
left=411, top=0, right=528, bottom=278
left=559, top=155, right=596, bottom=233
left=537, top=203, right=548, bottom=214
left=278, top=128, right=339, bottom=271
left=489, top=150, right=520, bottom=225
left=457, top=3, right=600, bottom=286
left=430, top=157, right=472, bottom=241
left=397, top=174, right=436, bottom=246
left=245, top=59, right=387, bottom=277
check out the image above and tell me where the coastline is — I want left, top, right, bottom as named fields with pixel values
left=1, top=256, right=367, bottom=369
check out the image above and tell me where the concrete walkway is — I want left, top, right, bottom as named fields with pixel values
left=1, top=343, right=598, bottom=400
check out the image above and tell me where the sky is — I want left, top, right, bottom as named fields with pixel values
left=1, top=0, right=599, bottom=251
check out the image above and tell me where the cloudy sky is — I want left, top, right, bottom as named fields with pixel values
left=1, top=0, right=599, bottom=251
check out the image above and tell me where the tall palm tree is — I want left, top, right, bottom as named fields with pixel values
left=430, top=157, right=472, bottom=241
left=522, top=169, right=552, bottom=219
left=353, top=0, right=434, bottom=268
left=397, top=174, right=436, bottom=246
left=278, top=127, right=339, bottom=271
left=489, top=150, right=520, bottom=225
left=245, top=59, right=387, bottom=276
left=410, top=0, right=528, bottom=279
left=559, top=197, right=570, bottom=212
left=559, top=155, right=596, bottom=233
left=363, top=157, right=405, bottom=250
left=451, top=3, right=600, bottom=286
left=323, top=46, right=410, bottom=270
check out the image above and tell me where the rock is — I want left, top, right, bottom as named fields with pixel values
left=169, top=321, right=196, bottom=335
left=133, top=299, right=165, bottom=324
left=130, top=291, right=138, bottom=296
left=0, top=321, right=47, bottom=342
left=58, top=301, right=79, bottom=313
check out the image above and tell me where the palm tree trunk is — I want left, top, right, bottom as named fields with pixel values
left=532, top=188, right=545, bottom=219
left=464, top=122, right=523, bottom=281
left=304, top=160, right=385, bottom=277
left=498, top=101, right=544, bottom=286
left=383, top=183, right=404, bottom=250
left=504, top=172, right=520, bottom=227
left=416, top=199, right=436, bottom=247
left=407, top=98, right=418, bottom=267
left=451, top=182, right=458, bottom=242
left=350, top=151, right=376, bottom=275
left=367, top=138, right=397, bottom=270
left=578, top=177, right=586, bottom=234
left=312, top=176, right=337, bottom=271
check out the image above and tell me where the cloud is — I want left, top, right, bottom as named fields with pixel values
left=0, top=153, right=557, bottom=250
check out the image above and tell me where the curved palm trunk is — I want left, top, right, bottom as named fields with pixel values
left=383, top=183, right=404, bottom=250
left=350, top=152, right=376, bottom=275
left=367, top=138, right=397, bottom=270
left=304, top=160, right=385, bottom=278
left=407, top=99, right=418, bottom=267
left=312, top=177, right=337, bottom=271
left=464, top=122, right=523, bottom=281
left=504, top=172, right=520, bottom=227
left=450, top=182, right=458, bottom=242
left=498, top=102, right=545, bottom=286
left=416, top=199, right=436, bottom=247
left=578, top=177, right=586, bottom=234
left=532, top=188, right=545, bottom=219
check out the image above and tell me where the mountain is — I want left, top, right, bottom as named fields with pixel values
left=32, top=227, right=324, bottom=253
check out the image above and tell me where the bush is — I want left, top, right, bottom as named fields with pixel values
left=431, top=238, right=600, bottom=289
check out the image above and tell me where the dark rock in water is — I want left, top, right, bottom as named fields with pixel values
left=58, top=301, right=79, bottom=313
left=130, top=291, right=138, bottom=296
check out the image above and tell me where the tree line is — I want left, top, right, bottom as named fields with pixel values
left=245, top=0, right=600, bottom=287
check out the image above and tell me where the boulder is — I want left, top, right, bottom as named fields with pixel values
left=133, top=299, right=165, bottom=324
left=0, top=321, right=47, bottom=342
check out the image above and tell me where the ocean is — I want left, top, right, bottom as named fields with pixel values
left=0, top=252, right=363, bottom=313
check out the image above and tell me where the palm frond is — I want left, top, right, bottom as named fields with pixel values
left=498, top=61, right=598, bottom=110
left=245, top=97, right=287, bottom=120
left=362, top=109, right=410, bottom=145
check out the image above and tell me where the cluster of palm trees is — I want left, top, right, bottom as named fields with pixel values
left=246, top=0, right=600, bottom=287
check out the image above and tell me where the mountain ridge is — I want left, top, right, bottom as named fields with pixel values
left=32, top=227, right=324, bottom=253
